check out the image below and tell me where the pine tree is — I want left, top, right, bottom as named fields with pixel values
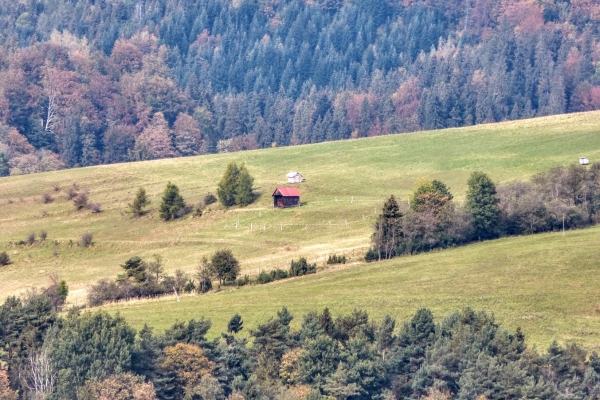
left=217, top=161, right=239, bottom=207
left=159, top=182, right=186, bottom=221
left=376, top=314, right=396, bottom=361
left=127, top=187, right=151, bottom=217
left=466, top=171, right=500, bottom=240
left=227, top=313, right=244, bottom=334
left=234, top=163, right=254, bottom=206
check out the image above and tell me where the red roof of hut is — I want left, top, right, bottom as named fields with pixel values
left=272, top=187, right=301, bottom=197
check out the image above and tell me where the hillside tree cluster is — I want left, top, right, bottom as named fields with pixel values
left=369, top=162, right=600, bottom=260
left=0, top=0, right=598, bottom=175
left=4, top=291, right=600, bottom=399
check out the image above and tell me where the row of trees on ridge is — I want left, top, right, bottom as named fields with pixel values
left=369, top=162, right=600, bottom=260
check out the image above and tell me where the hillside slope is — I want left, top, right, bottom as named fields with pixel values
left=0, top=111, right=599, bottom=342
left=105, top=225, right=600, bottom=350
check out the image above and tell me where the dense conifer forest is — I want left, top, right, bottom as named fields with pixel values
left=0, top=0, right=599, bottom=174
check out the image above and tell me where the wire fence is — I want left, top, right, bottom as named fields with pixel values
left=219, top=195, right=395, bottom=231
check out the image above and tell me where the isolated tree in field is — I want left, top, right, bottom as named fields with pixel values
left=210, top=249, right=240, bottom=285
left=372, top=195, right=402, bottom=260
left=217, top=161, right=239, bottom=207
left=128, top=187, right=151, bottom=217
left=234, top=163, right=255, bottom=206
left=466, top=171, right=500, bottom=240
left=159, top=182, right=186, bottom=221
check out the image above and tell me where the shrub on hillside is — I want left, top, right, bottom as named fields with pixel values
left=235, top=275, right=250, bottom=287
left=80, top=233, right=93, bottom=247
left=256, top=271, right=273, bottom=284
left=41, top=193, right=54, bottom=203
left=73, top=192, right=88, bottom=210
left=88, top=202, right=102, bottom=213
left=0, top=251, right=11, bottom=266
left=204, top=192, right=217, bottom=206
left=66, top=187, right=78, bottom=200
left=364, top=248, right=379, bottom=262
left=289, top=257, right=316, bottom=277
left=327, top=254, right=346, bottom=264
left=256, top=269, right=289, bottom=284
left=27, top=232, right=36, bottom=245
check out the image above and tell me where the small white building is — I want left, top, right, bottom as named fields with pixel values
left=579, top=157, right=590, bottom=165
left=286, top=171, right=303, bottom=183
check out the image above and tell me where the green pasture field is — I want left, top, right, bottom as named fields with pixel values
left=0, top=111, right=599, bottom=347
left=103, top=225, right=600, bottom=350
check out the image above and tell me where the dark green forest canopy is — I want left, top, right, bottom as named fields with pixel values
left=0, top=0, right=599, bottom=175
left=4, top=301, right=600, bottom=399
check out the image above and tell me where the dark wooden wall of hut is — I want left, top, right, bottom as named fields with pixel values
left=273, top=195, right=300, bottom=208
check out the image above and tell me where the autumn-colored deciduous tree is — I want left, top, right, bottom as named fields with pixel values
left=134, top=112, right=175, bottom=160
left=173, top=112, right=201, bottom=156
left=80, top=372, right=157, bottom=400
left=0, top=369, right=18, bottom=400
left=392, top=77, right=422, bottom=132
left=161, top=343, right=215, bottom=397
left=410, top=178, right=453, bottom=216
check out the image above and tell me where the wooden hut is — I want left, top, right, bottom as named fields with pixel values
left=272, top=187, right=301, bottom=208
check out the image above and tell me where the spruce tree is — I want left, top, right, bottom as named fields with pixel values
left=235, top=163, right=254, bottom=206
left=372, top=195, right=402, bottom=260
left=159, top=182, right=186, bottom=221
left=127, top=187, right=151, bottom=217
left=466, top=171, right=500, bottom=240
left=217, top=161, right=239, bottom=207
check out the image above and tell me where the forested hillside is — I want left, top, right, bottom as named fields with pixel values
left=0, top=0, right=599, bottom=174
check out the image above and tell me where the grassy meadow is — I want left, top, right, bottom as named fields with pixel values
left=0, top=111, right=599, bottom=348
left=104, top=225, right=600, bottom=350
